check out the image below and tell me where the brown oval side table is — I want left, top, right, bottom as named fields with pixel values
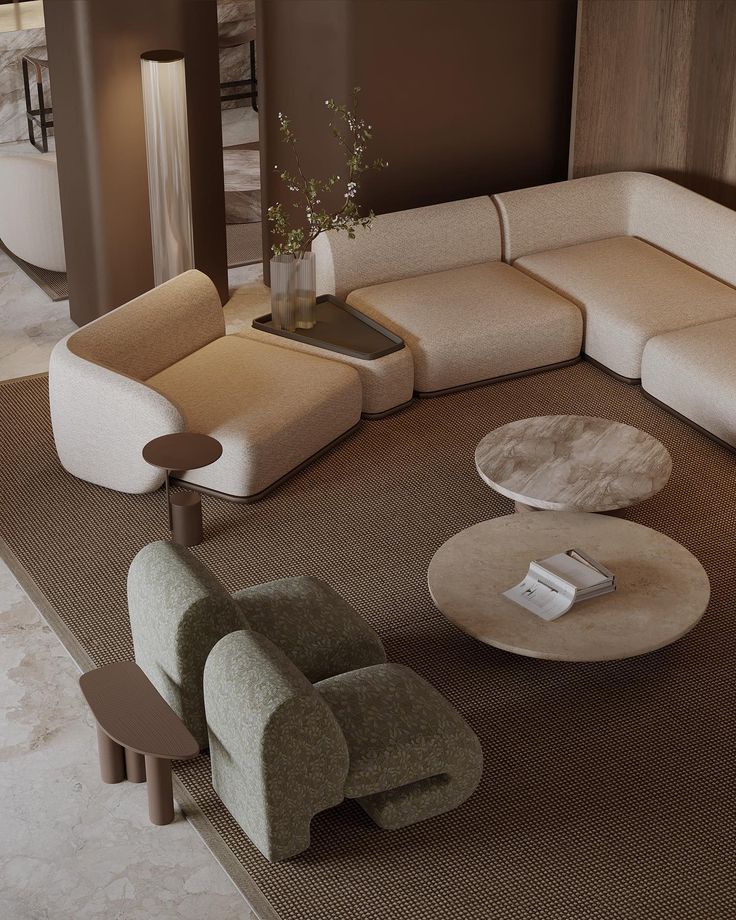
left=142, top=433, right=222, bottom=546
left=79, top=661, right=199, bottom=825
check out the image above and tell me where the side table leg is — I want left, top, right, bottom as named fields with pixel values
left=97, top=725, right=125, bottom=783
left=165, top=469, right=172, bottom=531
left=124, top=748, right=147, bottom=783
left=144, top=755, right=175, bottom=825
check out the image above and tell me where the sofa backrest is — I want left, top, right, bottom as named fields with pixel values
left=493, top=172, right=636, bottom=263
left=628, top=172, right=736, bottom=290
left=494, top=170, right=736, bottom=291
left=313, top=196, right=502, bottom=300
left=67, top=269, right=225, bottom=381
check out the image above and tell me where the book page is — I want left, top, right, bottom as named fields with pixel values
left=534, top=552, right=609, bottom=590
left=503, top=574, right=575, bottom=621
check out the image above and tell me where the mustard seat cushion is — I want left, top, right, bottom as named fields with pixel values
left=346, top=261, right=583, bottom=394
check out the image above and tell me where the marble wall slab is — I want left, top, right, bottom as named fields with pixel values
left=218, top=0, right=256, bottom=110
left=0, top=27, right=49, bottom=145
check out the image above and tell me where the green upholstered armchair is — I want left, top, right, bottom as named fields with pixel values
left=204, top=630, right=483, bottom=862
left=127, top=541, right=386, bottom=749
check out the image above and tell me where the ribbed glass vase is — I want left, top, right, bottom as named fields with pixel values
left=294, top=251, right=316, bottom=329
left=270, top=254, right=296, bottom=331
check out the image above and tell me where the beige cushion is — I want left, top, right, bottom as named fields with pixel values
left=515, top=236, right=736, bottom=380
left=241, top=328, right=414, bottom=418
left=346, top=262, right=582, bottom=394
left=642, top=318, right=736, bottom=447
left=494, top=170, right=736, bottom=289
left=68, top=270, right=225, bottom=381
left=314, top=196, right=502, bottom=301
left=148, top=336, right=362, bottom=498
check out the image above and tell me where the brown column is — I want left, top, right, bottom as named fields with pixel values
left=43, top=0, right=227, bottom=326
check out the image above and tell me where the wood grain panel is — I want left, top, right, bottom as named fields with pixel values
left=571, top=0, right=736, bottom=208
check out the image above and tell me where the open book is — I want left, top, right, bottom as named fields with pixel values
left=503, top=548, right=616, bottom=621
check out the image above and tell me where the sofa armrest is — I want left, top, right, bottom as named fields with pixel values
left=49, top=334, right=185, bottom=493
left=204, top=630, right=349, bottom=861
left=493, top=171, right=637, bottom=262
left=127, top=541, right=250, bottom=749
left=313, top=196, right=502, bottom=300
left=234, top=576, right=386, bottom=681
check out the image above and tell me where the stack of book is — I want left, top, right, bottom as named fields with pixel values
left=503, top=548, right=616, bottom=621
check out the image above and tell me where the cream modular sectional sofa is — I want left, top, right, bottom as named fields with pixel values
left=314, top=170, right=736, bottom=447
left=49, top=170, right=736, bottom=503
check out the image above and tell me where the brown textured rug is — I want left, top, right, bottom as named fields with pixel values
left=1, top=363, right=735, bottom=920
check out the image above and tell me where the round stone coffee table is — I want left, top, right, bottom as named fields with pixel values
left=475, top=415, right=672, bottom=513
left=427, top=512, right=709, bottom=662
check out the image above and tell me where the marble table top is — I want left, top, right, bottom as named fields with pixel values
left=475, top=415, right=672, bottom=512
left=428, top=512, right=709, bottom=662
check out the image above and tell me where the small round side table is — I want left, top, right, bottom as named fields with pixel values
left=142, top=433, right=222, bottom=546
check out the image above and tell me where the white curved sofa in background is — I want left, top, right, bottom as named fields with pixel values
left=0, top=154, right=65, bottom=272
left=49, top=270, right=362, bottom=501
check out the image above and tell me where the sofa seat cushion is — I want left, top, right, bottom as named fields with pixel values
left=242, top=327, right=414, bottom=418
left=317, top=663, right=481, bottom=799
left=641, top=317, right=736, bottom=448
left=346, top=262, right=582, bottom=394
left=148, top=336, right=362, bottom=499
left=515, top=236, right=736, bottom=380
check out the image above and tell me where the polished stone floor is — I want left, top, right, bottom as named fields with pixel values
left=0, top=252, right=264, bottom=918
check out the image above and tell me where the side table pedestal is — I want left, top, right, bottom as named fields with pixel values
left=170, top=490, right=203, bottom=546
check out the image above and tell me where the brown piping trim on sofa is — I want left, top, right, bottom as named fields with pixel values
left=362, top=397, right=415, bottom=420
left=582, top=354, right=641, bottom=385
left=170, top=421, right=362, bottom=503
left=641, top=388, right=736, bottom=454
left=490, top=194, right=508, bottom=263
left=414, top=355, right=582, bottom=398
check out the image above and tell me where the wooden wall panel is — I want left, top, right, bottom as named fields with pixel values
left=571, top=0, right=736, bottom=208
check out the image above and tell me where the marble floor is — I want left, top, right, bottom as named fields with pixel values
left=0, top=255, right=265, bottom=919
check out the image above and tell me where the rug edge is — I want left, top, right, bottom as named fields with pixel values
left=0, top=531, right=283, bottom=920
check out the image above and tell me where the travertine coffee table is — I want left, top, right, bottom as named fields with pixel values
left=428, top=512, right=709, bottom=661
left=475, top=415, right=672, bottom=513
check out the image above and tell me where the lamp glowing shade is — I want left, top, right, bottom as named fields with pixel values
left=140, top=50, right=194, bottom=286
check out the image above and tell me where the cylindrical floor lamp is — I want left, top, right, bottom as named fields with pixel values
left=140, top=50, right=194, bottom=286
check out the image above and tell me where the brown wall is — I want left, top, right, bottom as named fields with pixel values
left=571, top=0, right=736, bottom=208
left=258, top=0, right=578, bottom=273
left=44, top=0, right=227, bottom=326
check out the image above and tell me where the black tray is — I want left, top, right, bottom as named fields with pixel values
left=252, top=294, right=405, bottom=360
